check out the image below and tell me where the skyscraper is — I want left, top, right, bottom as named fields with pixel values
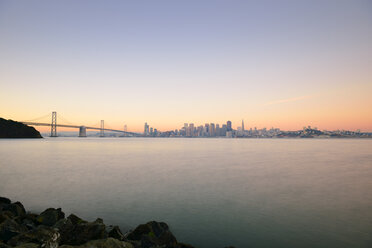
left=210, top=123, right=215, bottom=137
left=221, top=124, right=227, bottom=136
left=216, top=124, right=220, bottom=136
left=227, top=121, right=232, bottom=131
left=242, top=120, right=244, bottom=132
left=144, top=122, right=149, bottom=135
left=204, top=123, right=209, bottom=136
left=189, top=123, right=194, bottom=137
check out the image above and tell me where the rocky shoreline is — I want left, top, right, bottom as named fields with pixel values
left=0, top=197, right=234, bottom=248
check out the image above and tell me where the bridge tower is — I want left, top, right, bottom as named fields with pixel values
left=50, top=111, right=57, bottom=137
left=100, top=120, right=104, bottom=137
left=79, top=126, right=87, bottom=137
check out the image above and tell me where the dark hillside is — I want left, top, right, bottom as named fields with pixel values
left=0, top=118, right=42, bottom=138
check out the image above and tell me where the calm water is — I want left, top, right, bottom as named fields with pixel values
left=1, top=138, right=372, bottom=248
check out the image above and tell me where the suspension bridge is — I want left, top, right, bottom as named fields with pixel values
left=21, top=112, right=140, bottom=137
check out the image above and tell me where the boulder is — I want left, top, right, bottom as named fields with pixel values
left=0, top=218, right=27, bottom=242
left=126, top=221, right=178, bottom=248
left=0, top=197, right=11, bottom=205
left=0, top=212, right=14, bottom=225
left=21, top=214, right=39, bottom=230
left=107, top=226, right=124, bottom=241
left=7, top=225, right=60, bottom=248
left=56, top=215, right=106, bottom=245
left=66, top=214, right=87, bottom=226
left=2, top=202, right=25, bottom=217
left=37, top=208, right=65, bottom=226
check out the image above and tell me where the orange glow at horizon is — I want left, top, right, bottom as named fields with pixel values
left=1, top=1, right=371, bottom=133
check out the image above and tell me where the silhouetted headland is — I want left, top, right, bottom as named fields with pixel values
left=0, top=118, right=42, bottom=138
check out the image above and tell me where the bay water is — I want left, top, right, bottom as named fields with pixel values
left=0, top=138, right=372, bottom=247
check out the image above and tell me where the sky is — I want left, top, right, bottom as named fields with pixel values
left=0, top=0, right=371, bottom=132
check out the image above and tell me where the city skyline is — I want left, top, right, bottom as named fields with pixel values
left=1, top=1, right=372, bottom=132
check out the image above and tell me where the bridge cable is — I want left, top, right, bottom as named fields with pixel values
left=21, top=113, right=51, bottom=122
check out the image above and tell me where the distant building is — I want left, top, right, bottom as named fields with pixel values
left=221, top=124, right=227, bottom=136
left=189, top=123, right=194, bottom=137
left=210, top=123, right=215, bottom=137
left=204, top=123, right=210, bottom=136
left=197, top=125, right=203, bottom=136
left=227, top=121, right=232, bottom=131
left=144, top=122, right=150, bottom=135
left=216, top=124, right=220, bottom=136
left=226, top=131, right=233, bottom=138
left=242, top=120, right=244, bottom=132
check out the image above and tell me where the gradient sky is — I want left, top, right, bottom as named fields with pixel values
left=0, top=0, right=371, bottom=132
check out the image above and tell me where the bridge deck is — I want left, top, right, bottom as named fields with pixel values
left=22, top=122, right=139, bottom=135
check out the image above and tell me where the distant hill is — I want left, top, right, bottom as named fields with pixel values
left=0, top=118, right=42, bottom=138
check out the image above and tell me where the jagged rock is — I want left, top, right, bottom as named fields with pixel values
left=66, top=214, right=87, bottom=226
left=36, top=208, right=65, bottom=226
left=107, top=226, right=124, bottom=241
left=3, top=202, right=26, bottom=218
left=56, top=215, right=106, bottom=245
left=21, top=214, right=39, bottom=230
left=0, top=218, right=27, bottom=242
left=7, top=226, right=60, bottom=248
left=0, top=212, right=14, bottom=225
left=0, top=200, right=9, bottom=213
left=126, top=221, right=178, bottom=248
left=0, top=197, right=11, bottom=205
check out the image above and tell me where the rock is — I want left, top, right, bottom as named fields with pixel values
left=56, top=215, right=107, bottom=245
left=7, top=225, right=60, bottom=248
left=0, top=197, right=11, bottom=205
left=0, top=212, right=14, bottom=225
left=21, top=214, right=39, bottom=230
left=66, top=214, right=87, bottom=226
left=0, top=241, right=11, bottom=248
left=14, top=243, right=39, bottom=248
left=37, top=208, right=65, bottom=226
left=0, top=218, right=27, bottom=242
left=0, top=198, right=15, bottom=216
left=59, top=238, right=134, bottom=248
left=126, top=221, right=178, bottom=248
left=3, top=202, right=26, bottom=217
left=107, top=226, right=124, bottom=241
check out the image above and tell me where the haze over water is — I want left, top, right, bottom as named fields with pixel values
left=1, top=138, right=372, bottom=248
